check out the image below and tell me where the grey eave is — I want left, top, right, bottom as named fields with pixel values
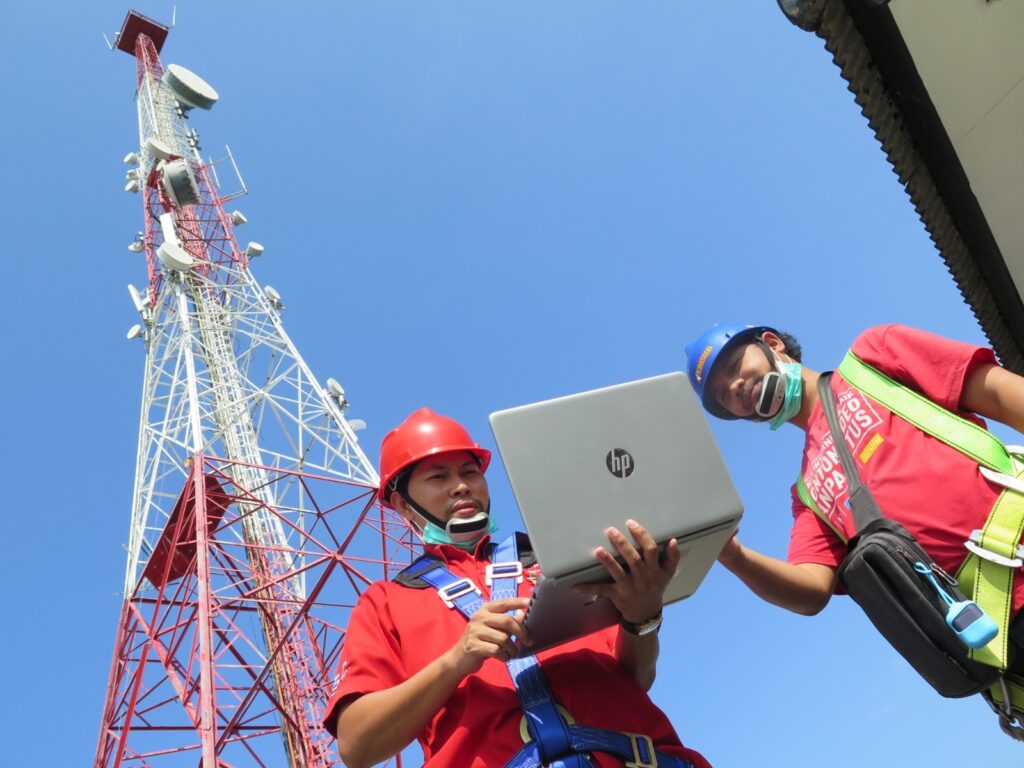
left=780, top=0, right=1024, bottom=374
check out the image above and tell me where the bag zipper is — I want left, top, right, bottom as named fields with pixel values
left=894, top=544, right=959, bottom=587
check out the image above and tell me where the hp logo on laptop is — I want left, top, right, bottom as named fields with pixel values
left=606, top=448, right=634, bottom=479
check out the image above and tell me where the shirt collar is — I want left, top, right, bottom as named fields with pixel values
left=424, top=534, right=494, bottom=565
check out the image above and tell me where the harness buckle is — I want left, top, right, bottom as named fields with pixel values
left=980, top=464, right=1024, bottom=497
left=436, top=578, right=482, bottom=608
left=624, top=732, right=657, bottom=768
left=965, top=529, right=1024, bottom=569
left=486, top=561, right=524, bottom=586
left=518, top=704, right=575, bottom=744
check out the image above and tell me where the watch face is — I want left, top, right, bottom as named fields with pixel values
left=636, top=617, right=663, bottom=635
left=623, top=614, right=662, bottom=635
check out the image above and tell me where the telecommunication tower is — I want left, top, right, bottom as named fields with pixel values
left=96, top=11, right=417, bottom=767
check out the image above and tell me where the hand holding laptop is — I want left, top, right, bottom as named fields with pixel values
left=489, top=372, right=743, bottom=652
left=573, top=519, right=681, bottom=625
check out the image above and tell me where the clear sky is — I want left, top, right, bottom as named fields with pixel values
left=0, top=2, right=1019, bottom=766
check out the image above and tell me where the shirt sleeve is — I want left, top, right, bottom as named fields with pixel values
left=787, top=484, right=846, bottom=568
left=851, top=324, right=997, bottom=413
left=321, top=583, right=405, bottom=737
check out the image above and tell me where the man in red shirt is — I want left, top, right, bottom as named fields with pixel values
left=323, top=407, right=712, bottom=768
left=685, top=323, right=1024, bottom=730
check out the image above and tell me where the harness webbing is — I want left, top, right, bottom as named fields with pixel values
left=402, top=535, right=692, bottom=767
left=836, top=351, right=1024, bottom=670
left=506, top=654, right=590, bottom=768
left=838, top=351, right=1014, bottom=473
left=791, top=353, right=1024, bottom=736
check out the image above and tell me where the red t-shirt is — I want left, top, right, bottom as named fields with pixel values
left=788, top=324, right=1024, bottom=614
left=323, top=535, right=710, bottom=768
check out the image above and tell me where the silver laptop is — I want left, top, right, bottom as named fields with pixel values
left=488, top=372, right=742, bottom=653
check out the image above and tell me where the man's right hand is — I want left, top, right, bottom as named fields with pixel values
left=717, top=531, right=742, bottom=569
left=338, top=595, right=532, bottom=768
left=714, top=532, right=837, bottom=615
left=447, top=597, right=531, bottom=675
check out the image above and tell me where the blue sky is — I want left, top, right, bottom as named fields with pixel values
left=0, top=2, right=1019, bottom=765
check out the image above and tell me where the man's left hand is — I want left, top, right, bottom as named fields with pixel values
left=573, top=519, right=680, bottom=624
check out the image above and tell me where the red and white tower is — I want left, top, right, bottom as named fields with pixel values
left=96, top=11, right=416, bottom=767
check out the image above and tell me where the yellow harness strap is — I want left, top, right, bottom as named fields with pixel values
left=836, top=350, right=1024, bottom=670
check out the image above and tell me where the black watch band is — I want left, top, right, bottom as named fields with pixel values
left=620, top=609, right=663, bottom=636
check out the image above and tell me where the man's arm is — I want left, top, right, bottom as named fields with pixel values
left=614, top=626, right=661, bottom=691
left=574, top=520, right=680, bottom=690
left=962, top=362, right=1024, bottom=434
left=716, top=534, right=837, bottom=616
left=336, top=597, right=530, bottom=768
left=337, top=649, right=473, bottom=768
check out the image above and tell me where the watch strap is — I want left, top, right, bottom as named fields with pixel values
left=620, top=609, right=663, bottom=636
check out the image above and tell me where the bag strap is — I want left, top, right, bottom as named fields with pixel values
left=986, top=671, right=1024, bottom=740
left=817, top=371, right=887, bottom=535
left=838, top=350, right=1014, bottom=474
left=834, top=351, right=1024, bottom=669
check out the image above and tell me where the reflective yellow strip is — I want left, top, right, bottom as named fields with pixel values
left=859, top=433, right=884, bottom=464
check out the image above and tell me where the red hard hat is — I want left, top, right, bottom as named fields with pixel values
left=377, top=407, right=491, bottom=508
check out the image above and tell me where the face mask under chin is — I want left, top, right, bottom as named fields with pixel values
left=764, top=361, right=803, bottom=430
left=420, top=511, right=499, bottom=550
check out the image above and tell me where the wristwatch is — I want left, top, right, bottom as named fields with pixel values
left=620, top=609, right=663, bottom=636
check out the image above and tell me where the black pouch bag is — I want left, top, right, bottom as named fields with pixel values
left=819, top=373, right=999, bottom=697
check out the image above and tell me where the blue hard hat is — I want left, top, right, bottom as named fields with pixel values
left=685, top=324, right=776, bottom=419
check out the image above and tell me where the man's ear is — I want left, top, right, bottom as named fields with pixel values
left=760, top=330, right=787, bottom=356
left=390, top=492, right=417, bottom=527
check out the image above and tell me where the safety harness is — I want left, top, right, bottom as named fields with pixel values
left=794, top=350, right=1024, bottom=738
left=396, top=534, right=692, bottom=768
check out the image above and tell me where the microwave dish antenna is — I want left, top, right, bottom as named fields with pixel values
left=145, top=136, right=174, bottom=161
left=161, top=159, right=200, bottom=207
left=162, top=63, right=219, bottom=110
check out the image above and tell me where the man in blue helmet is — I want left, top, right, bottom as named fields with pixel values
left=684, top=323, right=1024, bottom=733
left=685, top=323, right=848, bottom=612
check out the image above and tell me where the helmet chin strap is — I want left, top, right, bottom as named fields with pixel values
left=402, top=494, right=491, bottom=543
left=444, top=511, right=490, bottom=542
left=749, top=339, right=783, bottom=422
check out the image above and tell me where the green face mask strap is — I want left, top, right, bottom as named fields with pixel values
left=768, top=361, right=803, bottom=431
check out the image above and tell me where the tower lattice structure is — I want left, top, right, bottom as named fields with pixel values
left=96, top=12, right=417, bottom=767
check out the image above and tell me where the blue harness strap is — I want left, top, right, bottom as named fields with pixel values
left=506, top=726, right=693, bottom=768
left=507, top=655, right=591, bottom=768
left=407, top=535, right=691, bottom=768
